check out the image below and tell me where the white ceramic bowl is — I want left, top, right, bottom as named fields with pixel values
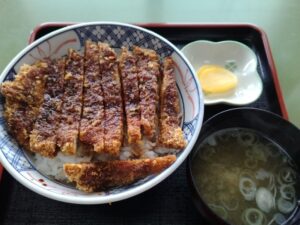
left=0, top=22, right=204, bottom=204
left=181, top=40, right=263, bottom=105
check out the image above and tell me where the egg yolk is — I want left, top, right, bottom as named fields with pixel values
left=197, top=65, right=238, bottom=94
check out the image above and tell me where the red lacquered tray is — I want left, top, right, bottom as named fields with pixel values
left=0, top=23, right=289, bottom=225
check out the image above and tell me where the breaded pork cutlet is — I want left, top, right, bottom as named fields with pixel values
left=99, top=42, right=123, bottom=156
left=0, top=62, right=48, bottom=150
left=57, top=49, right=84, bottom=155
left=159, top=57, right=186, bottom=149
left=30, top=59, right=65, bottom=158
left=133, top=46, right=160, bottom=139
left=119, top=47, right=141, bottom=144
left=79, top=41, right=105, bottom=153
left=64, top=155, right=176, bottom=192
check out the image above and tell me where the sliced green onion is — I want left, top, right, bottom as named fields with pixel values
left=245, top=158, right=258, bottom=169
left=208, top=204, right=228, bottom=220
left=280, top=184, right=295, bottom=200
left=239, top=177, right=257, bottom=201
left=277, top=197, right=296, bottom=214
left=287, top=157, right=297, bottom=168
left=264, top=143, right=281, bottom=158
left=242, top=208, right=266, bottom=225
left=246, top=149, right=255, bottom=158
left=254, top=147, right=268, bottom=162
left=279, top=167, right=296, bottom=184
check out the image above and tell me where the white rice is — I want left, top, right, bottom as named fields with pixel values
left=32, top=138, right=176, bottom=182
left=34, top=152, right=92, bottom=181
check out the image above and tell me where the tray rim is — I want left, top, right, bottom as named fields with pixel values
left=0, top=22, right=288, bottom=182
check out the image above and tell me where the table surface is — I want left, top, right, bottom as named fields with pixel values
left=0, top=0, right=299, bottom=127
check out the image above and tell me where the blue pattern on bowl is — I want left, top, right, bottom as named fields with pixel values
left=74, top=25, right=173, bottom=57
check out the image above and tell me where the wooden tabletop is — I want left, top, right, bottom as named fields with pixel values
left=0, top=0, right=299, bottom=127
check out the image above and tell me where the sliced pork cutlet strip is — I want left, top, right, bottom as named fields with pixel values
left=29, top=59, right=65, bottom=158
left=79, top=41, right=105, bottom=153
left=99, top=43, right=123, bottom=156
left=0, top=62, right=48, bottom=150
left=64, top=155, right=176, bottom=192
left=119, top=47, right=141, bottom=144
left=159, top=57, right=186, bottom=149
left=133, top=46, right=160, bottom=140
left=57, top=49, right=84, bottom=155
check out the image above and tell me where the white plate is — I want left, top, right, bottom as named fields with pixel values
left=181, top=40, right=263, bottom=105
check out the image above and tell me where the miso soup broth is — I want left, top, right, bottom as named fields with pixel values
left=192, top=128, right=300, bottom=225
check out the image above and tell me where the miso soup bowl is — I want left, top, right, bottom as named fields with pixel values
left=188, top=107, right=300, bottom=225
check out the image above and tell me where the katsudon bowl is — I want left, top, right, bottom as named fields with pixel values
left=0, top=22, right=204, bottom=204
